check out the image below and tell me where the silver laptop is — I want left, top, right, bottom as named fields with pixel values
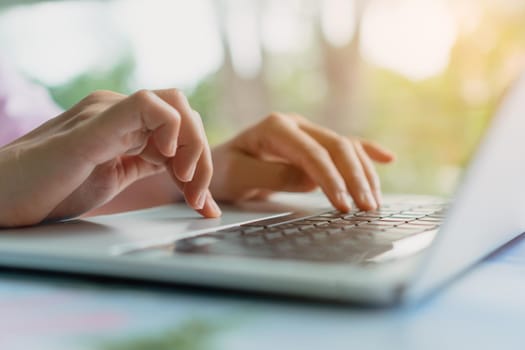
left=1, top=72, right=525, bottom=305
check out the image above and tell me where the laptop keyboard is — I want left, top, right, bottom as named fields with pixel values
left=174, top=201, right=447, bottom=264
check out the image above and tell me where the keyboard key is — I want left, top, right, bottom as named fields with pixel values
left=360, top=222, right=397, bottom=228
left=416, top=217, right=442, bottom=223
left=174, top=202, right=445, bottom=263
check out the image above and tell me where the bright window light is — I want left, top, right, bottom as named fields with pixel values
left=0, top=1, right=121, bottom=86
left=320, top=0, right=356, bottom=47
left=261, top=0, right=313, bottom=53
left=224, top=0, right=262, bottom=79
left=360, top=0, right=457, bottom=81
left=111, top=0, right=223, bottom=89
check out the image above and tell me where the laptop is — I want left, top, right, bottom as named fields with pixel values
left=1, top=72, right=525, bottom=305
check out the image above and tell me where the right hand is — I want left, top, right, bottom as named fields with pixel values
left=210, top=113, right=395, bottom=211
left=0, top=89, right=221, bottom=227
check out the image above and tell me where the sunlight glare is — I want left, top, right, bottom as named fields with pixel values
left=224, top=0, right=262, bottom=78
left=0, top=1, right=120, bottom=86
left=320, top=0, right=356, bottom=47
left=360, top=0, right=457, bottom=81
left=261, top=0, right=313, bottom=53
left=111, top=0, right=223, bottom=89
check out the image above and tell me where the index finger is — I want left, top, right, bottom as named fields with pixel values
left=152, top=90, right=214, bottom=211
left=246, top=115, right=353, bottom=212
left=153, top=89, right=208, bottom=183
left=83, top=90, right=182, bottom=165
left=297, top=122, right=378, bottom=210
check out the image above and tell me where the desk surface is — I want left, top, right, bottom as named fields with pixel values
left=1, top=207, right=525, bottom=350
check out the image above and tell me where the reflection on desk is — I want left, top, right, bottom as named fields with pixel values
left=0, top=233, right=524, bottom=350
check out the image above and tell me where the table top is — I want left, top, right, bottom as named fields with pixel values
left=1, top=216, right=525, bottom=350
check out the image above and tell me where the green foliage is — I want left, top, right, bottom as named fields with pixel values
left=99, top=319, right=218, bottom=350
left=36, top=1, right=525, bottom=195
left=185, top=73, right=231, bottom=145
left=48, top=55, right=135, bottom=109
left=360, top=4, right=525, bottom=195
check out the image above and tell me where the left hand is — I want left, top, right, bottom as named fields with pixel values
left=210, top=113, right=395, bottom=212
left=0, top=89, right=219, bottom=227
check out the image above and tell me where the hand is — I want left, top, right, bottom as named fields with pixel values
left=210, top=113, right=395, bottom=211
left=0, top=89, right=221, bottom=227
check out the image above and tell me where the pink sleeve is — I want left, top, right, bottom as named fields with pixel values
left=0, top=60, right=63, bottom=147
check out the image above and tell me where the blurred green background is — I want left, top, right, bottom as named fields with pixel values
left=1, top=0, right=524, bottom=196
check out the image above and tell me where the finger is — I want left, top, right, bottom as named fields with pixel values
left=138, top=138, right=169, bottom=166
left=88, top=90, right=181, bottom=164
left=360, top=140, right=396, bottom=163
left=124, top=91, right=181, bottom=157
left=292, top=114, right=395, bottom=164
left=176, top=144, right=213, bottom=210
left=354, top=140, right=383, bottom=207
left=298, top=123, right=377, bottom=210
left=171, top=178, right=221, bottom=218
left=118, top=156, right=166, bottom=187
left=250, top=116, right=353, bottom=212
left=153, top=89, right=206, bottom=182
left=123, top=128, right=150, bottom=156
left=194, top=191, right=222, bottom=218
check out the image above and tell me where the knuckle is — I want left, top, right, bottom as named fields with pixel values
left=330, top=137, right=352, bottom=154
left=353, top=138, right=364, bottom=150
left=191, top=109, right=204, bottom=127
left=265, top=113, right=288, bottom=127
left=131, top=89, right=154, bottom=105
left=170, top=108, right=182, bottom=124
left=191, top=127, right=206, bottom=144
left=83, top=90, right=114, bottom=104
left=289, top=113, right=306, bottom=122
left=192, top=109, right=203, bottom=121
left=169, top=88, right=188, bottom=105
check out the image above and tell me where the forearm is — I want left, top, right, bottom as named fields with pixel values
left=85, top=171, right=183, bottom=217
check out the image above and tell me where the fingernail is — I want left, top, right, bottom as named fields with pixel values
left=336, top=191, right=352, bottom=212
left=182, top=163, right=197, bottom=182
left=210, top=198, right=222, bottom=216
left=169, top=141, right=177, bottom=157
left=196, top=191, right=207, bottom=209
